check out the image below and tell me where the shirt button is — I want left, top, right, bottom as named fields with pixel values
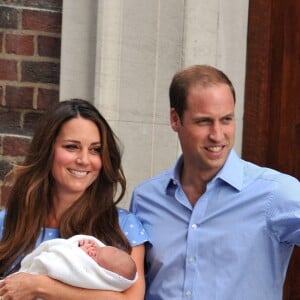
left=185, top=290, right=192, bottom=297
left=188, top=256, right=195, bottom=263
left=191, top=224, right=197, bottom=229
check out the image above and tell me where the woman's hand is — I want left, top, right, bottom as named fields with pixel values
left=0, top=272, right=41, bottom=300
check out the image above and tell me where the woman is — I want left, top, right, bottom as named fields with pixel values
left=0, top=99, right=148, bottom=299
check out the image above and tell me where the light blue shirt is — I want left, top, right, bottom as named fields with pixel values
left=0, top=207, right=149, bottom=275
left=130, top=149, right=300, bottom=300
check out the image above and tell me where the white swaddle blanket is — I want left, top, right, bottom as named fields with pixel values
left=19, top=234, right=137, bottom=291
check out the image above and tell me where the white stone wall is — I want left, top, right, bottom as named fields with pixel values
left=60, top=0, right=249, bottom=207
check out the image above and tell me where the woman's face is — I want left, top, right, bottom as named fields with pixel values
left=51, top=116, right=102, bottom=200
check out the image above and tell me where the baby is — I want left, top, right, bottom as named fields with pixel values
left=78, top=238, right=136, bottom=280
left=19, top=235, right=138, bottom=291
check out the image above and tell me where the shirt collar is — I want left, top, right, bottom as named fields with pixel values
left=164, top=156, right=183, bottom=192
left=213, top=149, right=243, bottom=191
left=166, top=149, right=243, bottom=192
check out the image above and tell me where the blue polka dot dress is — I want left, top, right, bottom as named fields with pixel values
left=0, top=207, right=149, bottom=273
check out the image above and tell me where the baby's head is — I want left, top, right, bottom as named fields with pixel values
left=96, top=246, right=137, bottom=280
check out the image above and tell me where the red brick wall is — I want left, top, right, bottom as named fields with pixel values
left=0, top=0, right=62, bottom=205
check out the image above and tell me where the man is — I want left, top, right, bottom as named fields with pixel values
left=130, top=65, right=300, bottom=300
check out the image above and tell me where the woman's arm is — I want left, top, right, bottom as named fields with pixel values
left=0, top=244, right=146, bottom=300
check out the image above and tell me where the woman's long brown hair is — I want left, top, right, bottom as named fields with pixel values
left=0, top=99, right=130, bottom=276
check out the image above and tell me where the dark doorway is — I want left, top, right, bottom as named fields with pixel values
left=243, top=0, right=300, bottom=299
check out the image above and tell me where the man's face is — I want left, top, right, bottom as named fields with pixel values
left=170, top=83, right=235, bottom=180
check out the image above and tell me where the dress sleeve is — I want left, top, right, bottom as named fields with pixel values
left=118, top=208, right=149, bottom=247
